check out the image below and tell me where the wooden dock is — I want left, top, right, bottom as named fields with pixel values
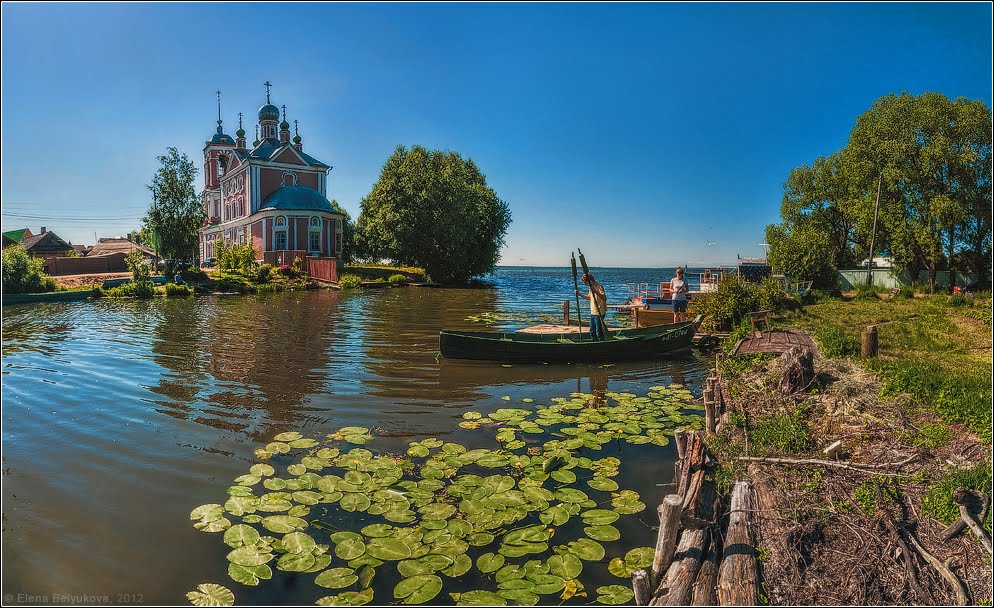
left=730, top=329, right=816, bottom=356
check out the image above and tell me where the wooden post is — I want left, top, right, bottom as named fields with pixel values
left=691, top=531, right=720, bottom=606
left=717, top=481, right=759, bottom=606
left=861, top=325, right=878, bottom=358
left=703, top=387, right=716, bottom=434
left=632, top=568, right=652, bottom=606
left=674, top=429, right=688, bottom=459
left=563, top=299, right=571, bottom=327
left=655, top=481, right=717, bottom=606
left=651, top=494, right=684, bottom=589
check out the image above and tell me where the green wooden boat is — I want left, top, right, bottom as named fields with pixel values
left=440, top=316, right=702, bottom=364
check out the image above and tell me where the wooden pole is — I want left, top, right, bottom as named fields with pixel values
left=866, top=171, right=883, bottom=289
left=703, top=387, right=716, bottom=434
left=654, top=481, right=717, bottom=606
left=562, top=299, right=571, bottom=327
left=651, top=494, right=684, bottom=589
left=632, top=569, right=652, bottom=606
left=571, top=253, right=584, bottom=340
left=861, top=325, right=878, bottom=358
left=716, top=481, right=759, bottom=606
left=674, top=429, right=688, bottom=460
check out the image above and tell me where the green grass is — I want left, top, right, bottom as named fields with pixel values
left=921, top=460, right=993, bottom=533
left=749, top=407, right=812, bottom=455
left=344, top=264, right=425, bottom=282
left=784, top=296, right=992, bottom=441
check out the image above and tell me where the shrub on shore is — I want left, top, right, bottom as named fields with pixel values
left=388, top=273, right=407, bottom=284
left=338, top=273, right=362, bottom=289
left=164, top=283, right=193, bottom=297
left=1, top=245, right=56, bottom=294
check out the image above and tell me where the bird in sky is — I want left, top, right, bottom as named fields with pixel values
left=706, top=241, right=717, bottom=246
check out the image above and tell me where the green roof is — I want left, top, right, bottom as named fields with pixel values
left=2, top=228, right=29, bottom=243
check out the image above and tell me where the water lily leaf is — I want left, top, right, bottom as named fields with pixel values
left=289, top=438, right=319, bottom=449
left=446, top=519, right=472, bottom=538
left=348, top=555, right=384, bottom=570
left=357, top=564, right=375, bottom=589
left=340, top=493, right=371, bottom=512
left=261, top=515, right=307, bottom=534
left=569, top=538, right=605, bottom=561
left=453, top=590, right=507, bottom=605
left=186, top=583, right=234, bottom=606
left=266, top=442, right=290, bottom=454
left=195, top=517, right=232, bottom=533
left=292, top=491, right=322, bottom=506
left=540, top=505, right=571, bottom=526
left=554, top=488, right=588, bottom=503
left=263, top=478, right=287, bottom=491
left=625, top=547, right=655, bottom=569
left=580, top=509, right=619, bottom=525
left=407, top=445, right=430, bottom=458
left=331, top=531, right=363, bottom=544
left=394, top=575, right=443, bottom=604
left=527, top=574, right=566, bottom=595
left=223, top=524, right=260, bottom=548
left=546, top=554, right=583, bottom=579
left=315, top=567, right=359, bottom=589
left=366, top=537, right=412, bottom=561
left=249, top=464, right=275, bottom=478
left=227, top=563, right=271, bottom=586
left=361, top=523, right=394, bottom=538
left=397, top=559, right=434, bottom=577
left=497, top=589, right=539, bottom=605
left=306, top=555, right=333, bottom=573
left=226, top=547, right=274, bottom=567
left=596, top=585, right=634, bottom=605
left=611, top=490, right=646, bottom=514
left=476, top=552, right=505, bottom=573
left=442, top=553, right=473, bottom=577
left=584, top=525, right=621, bottom=541
left=276, top=551, right=315, bottom=572
left=587, top=477, right=619, bottom=492
left=242, top=514, right=263, bottom=524
left=607, top=558, right=629, bottom=578
left=462, top=411, right=483, bottom=420
left=335, top=538, right=366, bottom=561
left=287, top=464, right=306, bottom=476
left=550, top=469, right=577, bottom=484
left=191, top=504, right=224, bottom=522
left=467, top=532, right=495, bottom=547
left=274, top=432, right=303, bottom=442
left=235, top=474, right=261, bottom=486
left=282, top=531, right=316, bottom=554
left=315, top=588, right=374, bottom=606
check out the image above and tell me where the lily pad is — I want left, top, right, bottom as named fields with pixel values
left=477, top=552, right=505, bottom=573
left=227, top=563, right=271, bottom=586
left=366, top=537, right=413, bottom=561
left=584, top=525, right=621, bottom=541
left=595, top=585, right=635, bottom=605
left=315, top=567, right=359, bottom=589
left=394, top=575, right=443, bottom=604
left=453, top=590, right=508, bottom=605
left=546, top=554, right=583, bottom=579
left=315, top=588, right=374, bottom=606
left=568, top=538, right=605, bottom=561
left=186, top=583, right=234, bottom=606
left=223, top=524, right=260, bottom=548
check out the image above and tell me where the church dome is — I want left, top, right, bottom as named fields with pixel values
left=258, top=103, right=280, bottom=122
left=280, top=120, right=290, bottom=130
left=211, top=125, right=234, bottom=144
left=260, top=185, right=336, bottom=213
left=236, top=127, right=246, bottom=138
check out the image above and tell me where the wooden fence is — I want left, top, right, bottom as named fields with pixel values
left=306, top=257, right=341, bottom=283
left=44, top=253, right=127, bottom=276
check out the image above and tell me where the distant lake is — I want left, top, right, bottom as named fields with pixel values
left=2, top=267, right=710, bottom=604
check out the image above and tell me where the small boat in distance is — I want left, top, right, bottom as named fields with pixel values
left=439, top=316, right=701, bottom=364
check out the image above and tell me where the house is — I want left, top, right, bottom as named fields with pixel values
left=2, top=228, right=33, bottom=244
left=72, top=244, right=92, bottom=256
left=21, top=228, right=73, bottom=258
left=198, top=84, right=344, bottom=264
left=88, top=237, right=156, bottom=260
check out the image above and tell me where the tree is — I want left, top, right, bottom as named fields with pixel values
left=143, top=147, right=205, bottom=262
left=355, top=146, right=511, bottom=283
left=1, top=244, right=56, bottom=294
left=765, top=222, right=838, bottom=289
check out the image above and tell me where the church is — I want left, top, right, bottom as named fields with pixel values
left=199, top=83, right=344, bottom=265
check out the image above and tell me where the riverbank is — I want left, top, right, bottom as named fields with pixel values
left=702, top=293, right=991, bottom=605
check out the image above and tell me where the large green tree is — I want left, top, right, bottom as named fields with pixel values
left=355, top=146, right=511, bottom=283
left=143, top=147, right=205, bottom=261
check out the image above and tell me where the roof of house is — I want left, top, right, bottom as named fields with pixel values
left=260, top=185, right=340, bottom=213
left=89, top=238, right=155, bottom=257
left=2, top=228, right=31, bottom=243
left=21, top=231, right=72, bottom=253
left=236, top=139, right=328, bottom=168
left=72, top=244, right=92, bottom=256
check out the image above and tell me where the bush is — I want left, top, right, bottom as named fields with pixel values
left=126, top=250, right=152, bottom=283
left=947, top=292, right=968, bottom=307
left=690, top=275, right=758, bottom=332
left=276, top=262, right=301, bottom=279
left=164, top=283, right=193, bottom=297
left=182, top=266, right=208, bottom=282
left=812, top=322, right=859, bottom=358
left=388, top=274, right=407, bottom=284
left=853, top=286, right=880, bottom=300
left=254, top=263, right=273, bottom=284
left=1, top=245, right=56, bottom=293
left=339, top=273, right=362, bottom=289
left=216, top=241, right=259, bottom=274
left=104, top=281, right=155, bottom=299
left=757, top=277, right=796, bottom=313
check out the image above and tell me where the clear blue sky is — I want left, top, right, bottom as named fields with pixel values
left=2, top=3, right=990, bottom=266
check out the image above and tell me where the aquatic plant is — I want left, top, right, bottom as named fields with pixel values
left=188, top=386, right=704, bottom=605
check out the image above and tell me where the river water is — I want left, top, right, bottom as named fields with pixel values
left=2, top=267, right=710, bottom=605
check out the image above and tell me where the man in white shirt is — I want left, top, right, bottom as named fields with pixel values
left=576, top=273, right=608, bottom=340
left=671, top=267, right=689, bottom=323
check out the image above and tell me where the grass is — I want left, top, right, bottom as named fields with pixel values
left=782, top=294, right=992, bottom=441
left=344, top=264, right=425, bottom=282
left=749, top=407, right=812, bottom=455
left=921, top=459, right=993, bottom=533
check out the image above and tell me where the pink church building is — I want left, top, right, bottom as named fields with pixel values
left=199, top=83, right=344, bottom=266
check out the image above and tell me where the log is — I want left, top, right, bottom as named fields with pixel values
left=717, top=481, right=758, bottom=606
left=904, top=528, right=970, bottom=605
left=632, top=569, right=652, bottom=606
left=736, top=453, right=918, bottom=476
left=942, top=487, right=990, bottom=542
left=953, top=488, right=993, bottom=554
left=778, top=345, right=814, bottom=394
left=691, top=531, right=720, bottom=605
left=651, top=494, right=684, bottom=589
left=653, top=481, right=718, bottom=606
left=861, top=324, right=878, bottom=358
left=562, top=299, right=571, bottom=326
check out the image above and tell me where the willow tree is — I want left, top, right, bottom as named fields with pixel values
left=144, top=147, right=205, bottom=262
left=356, top=146, right=511, bottom=283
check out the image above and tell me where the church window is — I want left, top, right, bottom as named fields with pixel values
left=275, top=230, right=287, bottom=250
left=310, top=231, right=321, bottom=253
left=275, top=216, right=286, bottom=227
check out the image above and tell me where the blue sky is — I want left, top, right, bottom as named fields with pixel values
left=2, top=3, right=990, bottom=266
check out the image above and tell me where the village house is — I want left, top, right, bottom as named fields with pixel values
left=199, top=84, right=345, bottom=265
left=2, top=228, right=33, bottom=246
left=20, top=228, right=73, bottom=258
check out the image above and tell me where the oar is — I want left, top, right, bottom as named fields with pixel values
left=578, top=249, right=608, bottom=338
left=571, top=253, right=584, bottom=341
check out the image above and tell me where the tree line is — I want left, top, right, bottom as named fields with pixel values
left=142, top=146, right=511, bottom=285
left=766, top=92, right=992, bottom=291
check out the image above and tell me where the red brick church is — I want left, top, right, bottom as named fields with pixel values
left=199, top=83, right=344, bottom=264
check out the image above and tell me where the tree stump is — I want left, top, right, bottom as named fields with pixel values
left=861, top=324, right=878, bottom=358
left=778, top=346, right=814, bottom=394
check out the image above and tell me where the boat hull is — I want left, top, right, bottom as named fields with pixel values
left=439, top=321, right=698, bottom=363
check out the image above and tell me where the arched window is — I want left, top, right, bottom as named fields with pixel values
left=274, top=215, right=288, bottom=250
left=308, top=216, right=322, bottom=253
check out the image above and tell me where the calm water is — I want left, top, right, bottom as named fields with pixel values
left=2, top=267, right=709, bottom=605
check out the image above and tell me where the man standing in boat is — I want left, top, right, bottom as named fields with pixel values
left=671, top=266, right=689, bottom=323
left=576, top=273, right=608, bottom=341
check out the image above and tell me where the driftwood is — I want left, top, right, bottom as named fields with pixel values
left=651, top=494, right=684, bottom=589
left=632, top=569, right=652, bottom=606
left=691, top=532, right=720, bottom=606
left=877, top=507, right=932, bottom=602
left=716, top=481, right=759, bottom=605
left=736, top=453, right=918, bottom=476
left=904, top=527, right=970, bottom=605
left=652, top=481, right=718, bottom=605
left=778, top=345, right=814, bottom=394
left=952, top=487, right=993, bottom=554
left=942, top=487, right=990, bottom=542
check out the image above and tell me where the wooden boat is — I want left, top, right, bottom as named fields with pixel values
left=439, top=316, right=702, bottom=363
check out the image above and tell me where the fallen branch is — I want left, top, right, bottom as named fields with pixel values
left=736, top=453, right=918, bottom=476
left=953, top=488, right=993, bottom=555
left=941, top=488, right=989, bottom=542
left=904, top=529, right=970, bottom=605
